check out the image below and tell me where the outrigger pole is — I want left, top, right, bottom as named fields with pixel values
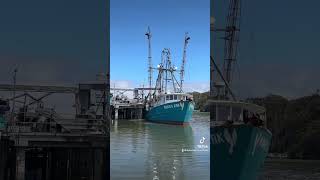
left=210, top=56, right=237, bottom=101
left=145, top=27, right=153, bottom=101
left=180, top=33, right=190, bottom=92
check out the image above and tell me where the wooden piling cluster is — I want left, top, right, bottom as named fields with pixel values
left=111, top=103, right=144, bottom=120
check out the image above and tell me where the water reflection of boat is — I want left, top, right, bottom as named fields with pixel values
left=145, top=123, right=194, bottom=180
left=146, top=122, right=194, bottom=145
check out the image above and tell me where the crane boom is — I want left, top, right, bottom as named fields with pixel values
left=180, top=33, right=190, bottom=92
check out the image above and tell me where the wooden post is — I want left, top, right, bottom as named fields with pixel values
left=115, top=108, right=118, bottom=120
left=15, top=148, right=25, bottom=180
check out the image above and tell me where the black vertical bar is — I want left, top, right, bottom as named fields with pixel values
left=106, top=0, right=110, bottom=179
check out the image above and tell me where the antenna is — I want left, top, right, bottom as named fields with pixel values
left=180, top=32, right=190, bottom=92
left=145, top=26, right=153, bottom=101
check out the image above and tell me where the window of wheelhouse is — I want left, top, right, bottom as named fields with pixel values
left=166, top=95, right=170, bottom=101
left=216, top=105, right=231, bottom=121
left=160, top=96, right=165, bottom=103
left=174, top=95, right=177, bottom=100
left=170, top=95, right=173, bottom=100
left=212, top=105, right=242, bottom=122
left=232, top=107, right=242, bottom=121
left=211, top=105, right=217, bottom=121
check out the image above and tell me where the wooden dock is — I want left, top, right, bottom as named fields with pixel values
left=1, top=117, right=108, bottom=180
left=0, top=82, right=110, bottom=180
left=111, top=102, right=145, bottom=120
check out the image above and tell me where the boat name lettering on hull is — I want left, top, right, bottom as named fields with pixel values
left=252, top=133, right=269, bottom=155
left=163, top=103, right=181, bottom=109
left=211, top=133, right=225, bottom=144
left=211, top=128, right=237, bottom=154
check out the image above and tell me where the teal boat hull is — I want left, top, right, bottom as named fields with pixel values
left=145, top=101, right=194, bottom=124
left=0, top=116, right=5, bottom=129
left=211, top=124, right=272, bottom=180
left=0, top=103, right=9, bottom=130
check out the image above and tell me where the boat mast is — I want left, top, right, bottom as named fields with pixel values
left=180, top=33, right=190, bottom=92
left=149, top=31, right=186, bottom=97
left=160, top=48, right=181, bottom=94
left=164, top=49, right=168, bottom=94
left=166, top=49, right=175, bottom=92
left=160, top=51, right=165, bottom=93
left=212, top=0, right=241, bottom=100
left=11, top=68, right=18, bottom=122
left=222, top=0, right=241, bottom=99
left=145, top=26, right=153, bottom=101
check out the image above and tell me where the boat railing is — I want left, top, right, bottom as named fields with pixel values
left=207, top=99, right=267, bottom=128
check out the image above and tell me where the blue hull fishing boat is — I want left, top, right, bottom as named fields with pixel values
left=209, top=100, right=272, bottom=180
left=0, top=98, right=10, bottom=129
left=210, top=0, right=271, bottom=176
left=211, top=125, right=271, bottom=180
left=144, top=28, right=194, bottom=124
left=145, top=98, right=194, bottom=124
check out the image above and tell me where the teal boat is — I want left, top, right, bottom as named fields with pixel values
left=145, top=93, right=194, bottom=124
left=144, top=31, right=194, bottom=124
left=210, top=0, right=272, bottom=177
left=0, top=99, right=10, bottom=129
left=209, top=100, right=272, bottom=180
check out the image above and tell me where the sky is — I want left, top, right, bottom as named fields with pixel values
left=213, top=0, right=320, bottom=99
left=0, top=0, right=318, bottom=109
left=0, top=0, right=107, bottom=86
left=110, top=0, right=210, bottom=93
left=0, top=0, right=108, bottom=113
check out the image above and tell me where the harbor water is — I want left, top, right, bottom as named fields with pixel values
left=110, top=112, right=210, bottom=180
left=258, top=159, right=320, bottom=180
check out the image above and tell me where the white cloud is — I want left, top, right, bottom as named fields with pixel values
left=183, top=81, right=210, bottom=93
left=110, top=80, right=136, bottom=98
left=110, top=80, right=134, bottom=89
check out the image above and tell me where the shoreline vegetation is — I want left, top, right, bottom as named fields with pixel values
left=190, top=91, right=320, bottom=160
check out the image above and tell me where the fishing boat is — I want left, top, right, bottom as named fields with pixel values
left=209, top=99, right=272, bottom=180
left=144, top=30, right=194, bottom=124
left=0, top=98, right=10, bottom=129
left=145, top=92, right=194, bottom=124
left=209, top=60, right=272, bottom=180
left=210, top=0, right=271, bottom=178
